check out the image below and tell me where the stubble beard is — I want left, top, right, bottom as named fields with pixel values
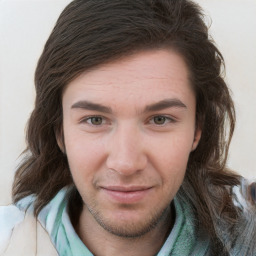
left=84, top=200, right=172, bottom=239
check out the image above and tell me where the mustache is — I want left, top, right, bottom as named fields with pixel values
left=92, top=169, right=158, bottom=188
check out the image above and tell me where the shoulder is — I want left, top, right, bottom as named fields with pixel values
left=228, top=179, right=256, bottom=255
left=232, top=178, right=256, bottom=210
left=0, top=204, right=25, bottom=254
left=0, top=203, right=58, bottom=256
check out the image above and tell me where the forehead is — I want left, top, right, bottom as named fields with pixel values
left=62, top=49, right=194, bottom=109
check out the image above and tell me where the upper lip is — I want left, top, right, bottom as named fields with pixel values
left=100, top=186, right=152, bottom=192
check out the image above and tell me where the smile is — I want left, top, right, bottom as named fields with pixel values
left=100, top=186, right=153, bottom=204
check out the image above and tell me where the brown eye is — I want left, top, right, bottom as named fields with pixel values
left=153, top=116, right=167, bottom=125
left=90, top=116, right=103, bottom=125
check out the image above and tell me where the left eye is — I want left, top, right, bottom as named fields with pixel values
left=150, top=116, right=173, bottom=125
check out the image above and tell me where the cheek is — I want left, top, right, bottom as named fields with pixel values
left=150, top=130, right=194, bottom=165
left=64, top=129, right=105, bottom=177
left=149, top=132, right=193, bottom=187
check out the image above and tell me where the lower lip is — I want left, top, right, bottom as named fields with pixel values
left=101, top=188, right=151, bottom=204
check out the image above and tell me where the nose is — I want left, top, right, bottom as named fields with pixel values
left=106, top=122, right=147, bottom=176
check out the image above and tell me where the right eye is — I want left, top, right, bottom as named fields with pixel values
left=81, top=116, right=106, bottom=126
left=87, top=116, right=103, bottom=125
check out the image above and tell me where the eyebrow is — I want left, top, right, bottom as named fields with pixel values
left=71, top=98, right=187, bottom=114
left=144, top=98, right=187, bottom=112
left=71, top=101, right=112, bottom=114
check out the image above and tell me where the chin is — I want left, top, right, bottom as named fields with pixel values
left=87, top=204, right=171, bottom=238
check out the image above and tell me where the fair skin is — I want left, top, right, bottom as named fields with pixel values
left=61, top=49, right=201, bottom=256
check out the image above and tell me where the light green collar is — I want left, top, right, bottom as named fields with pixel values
left=18, top=187, right=210, bottom=256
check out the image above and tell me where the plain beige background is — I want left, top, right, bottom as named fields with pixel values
left=0, top=0, right=255, bottom=204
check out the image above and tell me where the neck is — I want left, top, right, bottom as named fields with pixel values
left=75, top=205, right=174, bottom=256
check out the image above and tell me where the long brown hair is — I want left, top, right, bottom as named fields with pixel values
left=13, top=0, right=241, bottom=251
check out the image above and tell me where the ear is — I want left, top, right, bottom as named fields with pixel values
left=55, top=127, right=66, bottom=154
left=191, top=125, right=202, bottom=151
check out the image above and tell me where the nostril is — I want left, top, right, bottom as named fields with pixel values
left=106, top=128, right=147, bottom=175
left=106, top=152, right=147, bottom=176
left=106, top=160, right=139, bottom=176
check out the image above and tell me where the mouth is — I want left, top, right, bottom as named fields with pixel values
left=100, top=186, right=153, bottom=204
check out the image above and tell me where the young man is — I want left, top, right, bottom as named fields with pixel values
left=0, top=0, right=255, bottom=255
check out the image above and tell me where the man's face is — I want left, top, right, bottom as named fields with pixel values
left=61, top=49, right=201, bottom=237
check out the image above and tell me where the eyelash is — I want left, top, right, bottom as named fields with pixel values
left=80, top=115, right=176, bottom=127
left=148, top=115, right=176, bottom=126
left=80, top=116, right=106, bottom=126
